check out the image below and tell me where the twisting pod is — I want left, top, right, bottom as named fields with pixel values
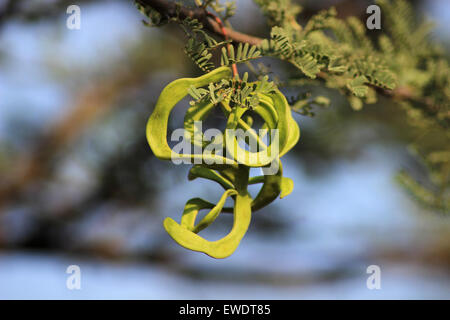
left=146, top=67, right=237, bottom=166
left=146, top=67, right=300, bottom=258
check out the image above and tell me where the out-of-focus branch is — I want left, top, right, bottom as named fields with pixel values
left=0, top=0, right=21, bottom=26
left=0, top=71, right=141, bottom=208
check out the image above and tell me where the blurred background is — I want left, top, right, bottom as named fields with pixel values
left=0, top=0, right=449, bottom=299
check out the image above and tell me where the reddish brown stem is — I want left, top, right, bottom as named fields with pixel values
left=207, top=12, right=238, bottom=78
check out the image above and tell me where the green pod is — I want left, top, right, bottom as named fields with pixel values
left=184, top=100, right=215, bottom=148
left=146, top=66, right=237, bottom=166
left=224, top=93, right=288, bottom=167
left=188, top=165, right=235, bottom=190
left=164, top=191, right=252, bottom=259
left=268, top=89, right=300, bottom=157
left=180, top=198, right=215, bottom=231
left=248, top=175, right=295, bottom=199
left=147, top=67, right=301, bottom=259
left=251, top=160, right=283, bottom=211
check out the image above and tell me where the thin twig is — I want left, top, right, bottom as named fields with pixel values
left=206, top=11, right=238, bottom=78
left=136, top=0, right=262, bottom=46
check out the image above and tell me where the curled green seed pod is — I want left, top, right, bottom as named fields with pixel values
left=164, top=191, right=252, bottom=259
left=146, top=67, right=300, bottom=258
left=146, top=67, right=237, bottom=166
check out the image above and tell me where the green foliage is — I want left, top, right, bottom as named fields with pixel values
left=375, top=0, right=449, bottom=212
left=181, top=18, right=232, bottom=72
left=220, top=42, right=261, bottom=67
left=200, top=0, right=236, bottom=21
left=397, top=170, right=450, bottom=212
left=187, top=72, right=276, bottom=109
left=135, top=1, right=167, bottom=27
left=180, top=17, right=263, bottom=72
left=253, top=0, right=302, bottom=31
left=256, top=0, right=449, bottom=210
left=258, top=5, right=397, bottom=108
left=289, top=93, right=330, bottom=116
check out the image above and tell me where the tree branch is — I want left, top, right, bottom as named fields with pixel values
left=135, top=0, right=437, bottom=111
left=135, top=0, right=262, bottom=46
